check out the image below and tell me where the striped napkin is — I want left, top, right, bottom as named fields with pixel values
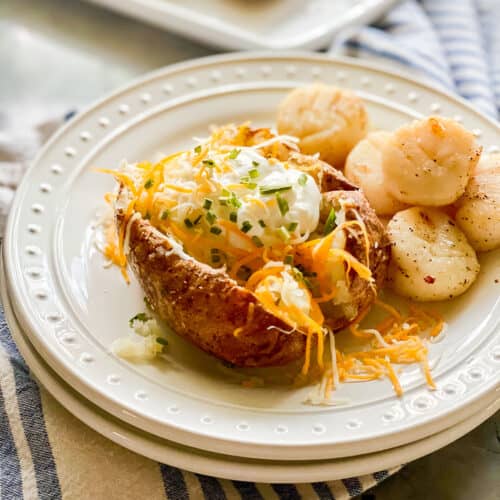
left=0, top=1, right=499, bottom=498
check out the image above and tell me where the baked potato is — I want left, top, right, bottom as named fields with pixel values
left=111, top=125, right=390, bottom=368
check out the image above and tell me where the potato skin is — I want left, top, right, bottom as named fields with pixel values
left=120, top=214, right=306, bottom=367
left=116, top=182, right=389, bottom=367
left=321, top=191, right=391, bottom=329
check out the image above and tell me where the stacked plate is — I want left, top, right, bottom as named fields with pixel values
left=3, top=54, right=499, bottom=482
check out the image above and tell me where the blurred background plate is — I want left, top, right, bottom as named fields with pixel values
left=83, top=0, right=399, bottom=50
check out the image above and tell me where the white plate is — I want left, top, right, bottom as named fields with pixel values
left=5, top=53, right=500, bottom=461
left=84, top=0, right=399, bottom=50
left=2, top=269, right=498, bottom=483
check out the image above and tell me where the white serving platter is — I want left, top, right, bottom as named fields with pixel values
left=4, top=53, right=500, bottom=462
left=83, top=0, right=399, bottom=50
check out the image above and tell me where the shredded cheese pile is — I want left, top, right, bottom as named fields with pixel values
left=304, top=301, right=443, bottom=405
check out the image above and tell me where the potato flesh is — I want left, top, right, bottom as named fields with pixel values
left=382, top=117, right=480, bottom=206
left=455, top=153, right=500, bottom=252
left=388, top=207, right=480, bottom=301
left=277, top=84, right=368, bottom=168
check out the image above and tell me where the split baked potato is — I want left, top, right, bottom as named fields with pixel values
left=112, top=125, right=390, bottom=368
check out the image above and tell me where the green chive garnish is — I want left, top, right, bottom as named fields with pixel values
left=129, top=312, right=149, bottom=327
left=284, top=255, right=294, bottom=265
left=156, top=337, right=168, bottom=346
left=210, top=226, right=222, bottom=235
left=277, top=194, right=289, bottom=216
left=228, top=149, right=241, bottom=159
left=241, top=221, right=252, bottom=233
left=324, top=208, right=337, bottom=235
left=298, top=174, right=308, bottom=186
left=184, top=218, right=193, bottom=228
left=160, top=209, right=169, bottom=220
left=251, top=236, right=264, bottom=248
left=228, top=192, right=242, bottom=208
left=248, top=168, right=259, bottom=179
left=229, top=211, right=238, bottom=223
left=193, top=214, right=202, bottom=225
left=206, top=212, right=217, bottom=224
left=194, top=145, right=202, bottom=154
left=258, top=219, right=266, bottom=228
left=202, top=159, right=215, bottom=167
left=252, top=160, right=260, bottom=167
left=287, top=222, right=298, bottom=232
left=259, top=185, right=292, bottom=195
left=277, top=226, right=290, bottom=241
left=144, top=179, right=154, bottom=189
left=203, top=198, right=212, bottom=210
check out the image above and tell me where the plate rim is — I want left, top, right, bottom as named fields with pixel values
left=5, top=52, right=500, bottom=460
left=2, top=267, right=498, bottom=484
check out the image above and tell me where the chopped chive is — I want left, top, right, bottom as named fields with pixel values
left=324, top=208, right=337, bottom=235
left=277, top=226, right=290, bottom=241
left=203, top=198, right=212, bottom=210
left=205, top=211, right=217, bottom=224
left=277, top=194, right=289, bottom=216
left=156, top=337, right=168, bottom=346
left=210, top=226, right=222, bottom=235
left=259, top=185, right=292, bottom=195
left=252, top=160, right=260, bottom=167
left=202, top=159, right=215, bottom=167
left=237, top=265, right=252, bottom=281
left=258, top=219, right=266, bottom=228
left=241, top=221, right=252, bottom=233
left=160, top=209, right=169, bottom=220
left=229, top=211, right=238, bottom=223
left=144, top=179, right=154, bottom=189
left=228, top=148, right=241, bottom=159
left=298, top=174, right=308, bottom=186
left=287, top=221, right=298, bottom=232
left=284, top=255, right=294, bottom=265
left=221, top=188, right=230, bottom=197
left=251, top=236, right=264, bottom=248
left=248, top=168, right=259, bottom=179
left=194, top=145, right=202, bottom=154
left=129, top=312, right=149, bottom=327
left=241, top=180, right=257, bottom=189
left=228, top=192, right=242, bottom=208
left=193, top=214, right=202, bottom=225
left=218, top=199, right=228, bottom=206
left=184, top=218, right=193, bottom=228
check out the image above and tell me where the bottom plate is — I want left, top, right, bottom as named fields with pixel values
left=2, top=267, right=499, bottom=483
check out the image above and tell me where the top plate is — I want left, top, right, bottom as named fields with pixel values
left=5, top=53, right=500, bottom=461
left=84, top=0, right=399, bottom=50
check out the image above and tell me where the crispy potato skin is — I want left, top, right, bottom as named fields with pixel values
left=116, top=161, right=389, bottom=367
left=321, top=191, right=391, bottom=330
left=119, top=213, right=306, bottom=367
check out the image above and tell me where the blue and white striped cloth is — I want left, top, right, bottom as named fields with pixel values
left=332, top=0, right=500, bottom=120
left=0, top=1, right=499, bottom=499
